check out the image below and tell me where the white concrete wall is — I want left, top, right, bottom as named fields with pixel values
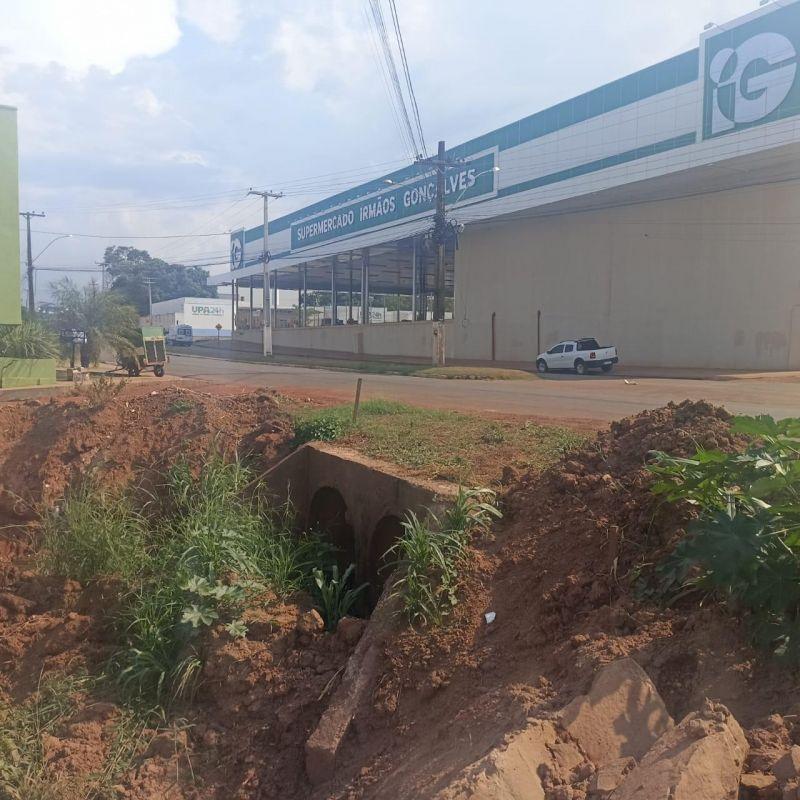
left=272, top=320, right=454, bottom=361
left=454, top=179, right=800, bottom=370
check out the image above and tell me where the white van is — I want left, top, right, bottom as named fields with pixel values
left=166, top=324, right=193, bottom=347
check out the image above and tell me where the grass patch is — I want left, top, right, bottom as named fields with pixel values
left=0, top=673, right=150, bottom=799
left=293, top=400, right=586, bottom=484
left=413, top=366, right=533, bottom=381
left=389, top=488, right=501, bottom=627
left=40, top=456, right=337, bottom=709
left=41, top=487, right=148, bottom=584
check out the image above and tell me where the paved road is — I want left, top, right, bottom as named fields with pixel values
left=168, top=353, right=799, bottom=424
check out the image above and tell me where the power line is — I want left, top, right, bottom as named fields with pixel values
left=24, top=228, right=231, bottom=240
left=387, top=0, right=427, bottom=158
left=367, top=0, right=421, bottom=160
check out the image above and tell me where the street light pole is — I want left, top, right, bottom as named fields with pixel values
left=20, top=211, right=46, bottom=314
left=248, top=188, right=283, bottom=357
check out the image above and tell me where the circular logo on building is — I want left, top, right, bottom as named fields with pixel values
left=706, top=31, right=797, bottom=137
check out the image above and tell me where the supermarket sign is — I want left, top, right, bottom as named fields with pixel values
left=290, top=151, right=496, bottom=250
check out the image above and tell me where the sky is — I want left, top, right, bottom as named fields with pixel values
left=0, top=0, right=762, bottom=302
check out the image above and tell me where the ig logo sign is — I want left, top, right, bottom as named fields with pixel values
left=703, top=4, right=800, bottom=139
left=230, top=231, right=244, bottom=270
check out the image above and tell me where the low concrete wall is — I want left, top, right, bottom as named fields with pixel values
left=271, top=320, right=454, bottom=362
left=0, top=357, right=57, bottom=388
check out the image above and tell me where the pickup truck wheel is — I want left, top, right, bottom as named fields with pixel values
left=601, top=363, right=613, bottom=373
left=574, top=359, right=586, bottom=375
left=536, top=359, right=548, bottom=373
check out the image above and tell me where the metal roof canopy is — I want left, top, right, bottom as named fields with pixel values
left=223, top=235, right=454, bottom=296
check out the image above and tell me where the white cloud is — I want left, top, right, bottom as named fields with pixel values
left=0, top=0, right=181, bottom=76
left=163, top=150, right=209, bottom=166
left=272, top=2, right=372, bottom=93
left=180, top=0, right=243, bottom=44
left=133, top=88, right=164, bottom=117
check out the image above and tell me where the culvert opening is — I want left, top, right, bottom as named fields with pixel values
left=309, top=486, right=357, bottom=575
left=366, top=514, right=404, bottom=608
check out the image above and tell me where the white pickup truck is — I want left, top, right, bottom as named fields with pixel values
left=536, top=338, right=618, bottom=375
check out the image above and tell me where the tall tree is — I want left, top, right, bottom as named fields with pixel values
left=103, top=246, right=217, bottom=316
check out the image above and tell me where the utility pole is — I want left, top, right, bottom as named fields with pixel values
left=20, top=211, right=46, bottom=314
left=248, top=188, right=284, bottom=357
left=143, top=277, right=154, bottom=324
left=414, top=141, right=463, bottom=321
left=95, top=260, right=108, bottom=291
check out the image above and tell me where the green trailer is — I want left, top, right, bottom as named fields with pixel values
left=117, top=326, right=168, bottom=377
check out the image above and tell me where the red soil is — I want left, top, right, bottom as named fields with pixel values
left=321, top=401, right=800, bottom=799
left=2, top=393, right=800, bottom=799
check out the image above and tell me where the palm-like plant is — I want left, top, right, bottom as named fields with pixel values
left=51, top=279, right=140, bottom=363
left=0, top=320, right=60, bottom=359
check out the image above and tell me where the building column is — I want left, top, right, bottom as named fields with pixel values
left=230, top=280, right=236, bottom=335
left=248, top=276, right=253, bottom=329
left=360, top=248, right=369, bottom=324
left=298, top=267, right=303, bottom=327
left=330, top=255, right=337, bottom=325
left=411, top=238, right=417, bottom=322
left=303, top=264, right=308, bottom=327
left=272, top=270, right=278, bottom=329
left=348, top=252, right=354, bottom=323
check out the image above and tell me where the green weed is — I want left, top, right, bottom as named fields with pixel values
left=312, top=564, right=368, bottom=630
left=0, top=673, right=149, bottom=800
left=40, top=486, right=148, bottom=584
left=43, top=455, right=337, bottom=708
left=389, top=489, right=501, bottom=627
left=650, top=414, right=800, bottom=660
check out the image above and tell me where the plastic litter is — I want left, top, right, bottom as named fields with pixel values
left=484, top=611, right=496, bottom=624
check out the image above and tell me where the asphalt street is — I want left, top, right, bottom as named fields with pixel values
left=168, top=354, right=799, bottom=423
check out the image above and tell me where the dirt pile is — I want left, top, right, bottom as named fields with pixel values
left=322, top=401, right=800, bottom=799
left=0, top=576, right=362, bottom=799
left=0, top=384, right=292, bottom=517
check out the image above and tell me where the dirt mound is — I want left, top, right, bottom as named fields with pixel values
left=322, top=401, right=800, bottom=799
left=0, top=573, right=359, bottom=799
left=0, top=384, right=291, bottom=517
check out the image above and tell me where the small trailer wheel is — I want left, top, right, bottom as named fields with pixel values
left=127, top=366, right=140, bottom=377
left=153, top=365, right=165, bottom=377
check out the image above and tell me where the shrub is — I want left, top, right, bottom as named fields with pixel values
left=650, top=414, right=800, bottom=661
left=0, top=321, right=60, bottom=359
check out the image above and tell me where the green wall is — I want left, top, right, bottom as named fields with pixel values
left=0, top=357, right=56, bottom=388
left=0, top=106, right=20, bottom=325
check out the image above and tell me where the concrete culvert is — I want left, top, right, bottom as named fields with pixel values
left=366, top=514, right=404, bottom=607
left=309, top=486, right=356, bottom=573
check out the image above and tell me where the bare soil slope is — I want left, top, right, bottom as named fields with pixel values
left=323, top=401, right=800, bottom=799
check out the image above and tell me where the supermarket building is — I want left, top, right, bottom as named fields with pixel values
left=212, top=1, right=800, bottom=370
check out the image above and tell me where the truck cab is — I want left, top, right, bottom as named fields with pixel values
left=166, top=324, right=193, bottom=347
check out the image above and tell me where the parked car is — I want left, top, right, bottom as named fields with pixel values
left=165, top=324, right=193, bottom=347
left=536, top=337, right=618, bottom=375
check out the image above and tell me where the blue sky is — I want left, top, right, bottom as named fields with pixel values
left=0, top=0, right=760, bottom=299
